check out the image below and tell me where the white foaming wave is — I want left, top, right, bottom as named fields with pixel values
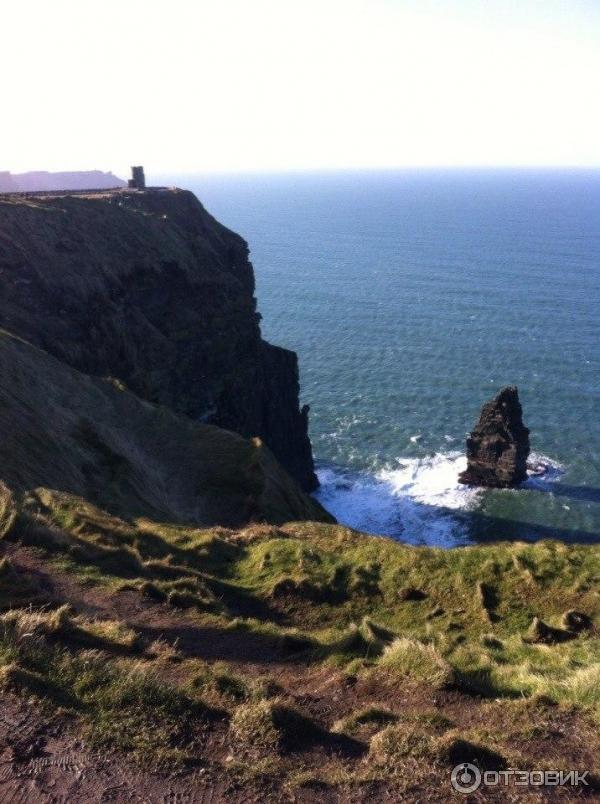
left=315, top=452, right=479, bottom=547
left=377, top=452, right=475, bottom=511
left=523, top=452, right=565, bottom=490
left=315, top=451, right=565, bottom=547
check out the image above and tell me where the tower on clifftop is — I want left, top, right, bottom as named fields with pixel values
left=128, top=166, right=146, bottom=189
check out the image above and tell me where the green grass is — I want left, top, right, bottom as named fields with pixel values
left=3, top=488, right=600, bottom=743
left=0, top=607, right=218, bottom=764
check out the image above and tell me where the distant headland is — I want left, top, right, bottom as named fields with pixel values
left=0, top=169, right=126, bottom=193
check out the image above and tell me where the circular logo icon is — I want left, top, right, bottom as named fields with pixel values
left=451, top=763, right=482, bottom=793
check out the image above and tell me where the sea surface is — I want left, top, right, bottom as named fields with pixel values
left=156, top=170, right=600, bottom=547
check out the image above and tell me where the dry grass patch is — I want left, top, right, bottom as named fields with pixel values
left=332, top=706, right=397, bottom=735
left=78, top=618, right=141, bottom=651
left=369, top=723, right=437, bottom=766
left=230, top=699, right=281, bottom=751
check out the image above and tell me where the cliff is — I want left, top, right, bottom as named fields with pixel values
left=0, top=188, right=317, bottom=490
left=0, top=329, right=329, bottom=526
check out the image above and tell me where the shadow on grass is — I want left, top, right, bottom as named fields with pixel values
left=133, top=621, right=319, bottom=666
left=451, top=667, right=522, bottom=699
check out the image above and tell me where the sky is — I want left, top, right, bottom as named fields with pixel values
left=2, top=0, right=600, bottom=175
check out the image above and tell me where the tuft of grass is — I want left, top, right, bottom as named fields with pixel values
left=376, top=638, right=454, bottom=688
left=359, top=617, right=396, bottom=649
left=545, top=664, right=600, bottom=710
left=192, top=663, right=249, bottom=701
left=229, top=699, right=322, bottom=753
left=0, top=557, right=14, bottom=578
left=369, top=724, right=436, bottom=766
left=1, top=607, right=67, bottom=644
left=49, top=603, right=75, bottom=632
left=146, top=638, right=183, bottom=663
left=166, top=589, right=200, bottom=609
left=229, top=699, right=281, bottom=751
left=412, top=711, right=454, bottom=731
left=0, top=660, right=73, bottom=703
left=249, top=676, right=285, bottom=700
left=0, top=481, right=16, bottom=539
left=436, top=733, right=507, bottom=770
left=75, top=618, right=141, bottom=651
left=139, top=580, right=167, bottom=602
left=332, top=706, right=397, bottom=735
left=323, top=619, right=395, bottom=662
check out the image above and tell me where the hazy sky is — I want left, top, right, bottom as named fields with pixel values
left=3, top=0, right=600, bottom=175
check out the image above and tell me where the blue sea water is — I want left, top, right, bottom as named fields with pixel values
left=156, top=170, right=600, bottom=547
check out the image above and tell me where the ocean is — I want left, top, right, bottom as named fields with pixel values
left=156, top=169, right=600, bottom=547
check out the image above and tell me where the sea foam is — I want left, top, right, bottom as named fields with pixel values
left=315, top=452, right=478, bottom=546
left=314, top=451, right=563, bottom=547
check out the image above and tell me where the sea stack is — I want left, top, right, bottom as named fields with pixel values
left=458, top=386, right=530, bottom=488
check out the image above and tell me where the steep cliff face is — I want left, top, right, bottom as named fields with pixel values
left=0, top=189, right=317, bottom=490
left=0, top=330, right=330, bottom=526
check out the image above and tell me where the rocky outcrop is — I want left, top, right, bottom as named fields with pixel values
left=0, top=188, right=317, bottom=490
left=458, top=386, right=530, bottom=488
left=0, top=330, right=331, bottom=526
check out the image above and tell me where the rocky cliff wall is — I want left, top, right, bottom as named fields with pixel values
left=0, top=189, right=317, bottom=490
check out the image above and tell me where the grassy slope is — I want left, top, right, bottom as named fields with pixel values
left=0, top=329, right=330, bottom=527
left=1, top=489, right=599, bottom=797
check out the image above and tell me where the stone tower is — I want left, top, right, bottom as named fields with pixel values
left=128, top=166, right=146, bottom=189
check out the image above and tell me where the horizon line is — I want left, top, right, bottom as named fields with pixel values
left=149, top=164, right=600, bottom=178
left=6, top=164, right=600, bottom=180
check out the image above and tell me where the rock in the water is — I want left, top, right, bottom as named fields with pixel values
left=458, top=386, right=530, bottom=488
